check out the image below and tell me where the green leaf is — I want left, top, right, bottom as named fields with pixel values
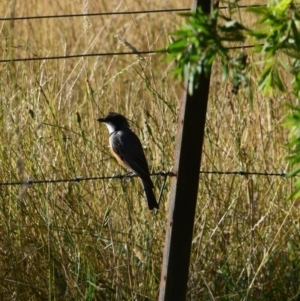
left=272, top=66, right=285, bottom=91
left=291, top=20, right=300, bottom=50
left=274, top=0, right=292, bottom=15
left=287, top=166, right=300, bottom=178
left=258, top=62, right=273, bottom=91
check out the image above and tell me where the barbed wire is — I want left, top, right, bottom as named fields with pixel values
left=0, top=51, right=159, bottom=63
left=201, top=170, right=287, bottom=177
left=0, top=43, right=260, bottom=63
left=0, top=4, right=271, bottom=22
left=0, top=170, right=287, bottom=187
left=0, top=8, right=190, bottom=21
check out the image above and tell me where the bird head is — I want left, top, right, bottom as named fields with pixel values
left=97, top=112, right=130, bottom=134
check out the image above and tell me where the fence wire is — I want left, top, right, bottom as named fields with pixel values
left=0, top=4, right=269, bottom=22
left=0, top=44, right=260, bottom=63
left=0, top=8, right=190, bottom=21
left=0, top=170, right=287, bottom=187
left=0, top=51, right=158, bottom=63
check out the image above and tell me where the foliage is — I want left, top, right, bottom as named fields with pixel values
left=167, top=0, right=300, bottom=196
left=166, top=7, right=248, bottom=96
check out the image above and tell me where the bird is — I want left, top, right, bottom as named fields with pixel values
left=97, top=112, right=159, bottom=210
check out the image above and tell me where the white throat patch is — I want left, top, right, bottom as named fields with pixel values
left=105, top=122, right=116, bottom=135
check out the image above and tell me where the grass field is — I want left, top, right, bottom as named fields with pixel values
left=0, top=0, right=299, bottom=300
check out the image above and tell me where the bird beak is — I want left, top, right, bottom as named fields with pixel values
left=97, top=117, right=105, bottom=122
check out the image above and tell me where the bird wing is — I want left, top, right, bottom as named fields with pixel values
left=110, top=128, right=154, bottom=188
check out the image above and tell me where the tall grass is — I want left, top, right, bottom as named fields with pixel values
left=0, top=0, right=299, bottom=300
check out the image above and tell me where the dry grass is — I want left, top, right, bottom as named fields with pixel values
left=0, top=0, right=299, bottom=300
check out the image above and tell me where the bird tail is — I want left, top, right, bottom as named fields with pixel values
left=142, top=182, right=159, bottom=210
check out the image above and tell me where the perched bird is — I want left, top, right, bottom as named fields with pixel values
left=98, top=112, right=159, bottom=210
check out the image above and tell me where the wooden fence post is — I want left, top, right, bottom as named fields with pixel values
left=159, top=1, right=213, bottom=300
